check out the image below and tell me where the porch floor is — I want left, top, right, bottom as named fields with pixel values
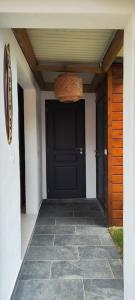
left=11, top=199, right=123, bottom=300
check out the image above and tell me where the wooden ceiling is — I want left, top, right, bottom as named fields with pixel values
left=27, top=29, right=115, bottom=63
left=12, top=28, right=124, bottom=91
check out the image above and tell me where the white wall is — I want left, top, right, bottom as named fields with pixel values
left=124, top=13, right=135, bottom=300
left=85, top=94, right=96, bottom=198
left=0, top=29, right=42, bottom=300
left=0, top=0, right=133, bottom=29
left=41, top=91, right=96, bottom=199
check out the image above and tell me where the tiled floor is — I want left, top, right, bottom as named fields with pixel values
left=11, top=199, right=123, bottom=300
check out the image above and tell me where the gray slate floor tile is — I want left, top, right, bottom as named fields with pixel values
left=109, top=259, right=123, bottom=279
left=74, top=210, right=103, bottom=218
left=99, top=233, right=115, bottom=246
left=83, top=279, right=124, bottom=300
left=36, top=217, right=55, bottom=225
left=39, top=206, right=56, bottom=214
left=78, top=246, right=120, bottom=259
left=54, top=234, right=101, bottom=246
left=25, top=246, right=79, bottom=261
left=46, top=199, right=75, bottom=205
left=30, top=234, right=54, bottom=246
left=35, top=224, right=76, bottom=235
left=12, top=279, right=85, bottom=300
left=75, top=225, right=108, bottom=235
left=55, top=210, right=74, bottom=217
left=56, top=217, right=94, bottom=225
left=51, top=259, right=113, bottom=279
left=73, top=202, right=100, bottom=210
left=39, top=209, right=74, bottom=217
left=19, top=261, right=51, bottom=279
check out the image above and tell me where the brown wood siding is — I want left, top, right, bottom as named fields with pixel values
left=107, top=64, right=123, bottom=226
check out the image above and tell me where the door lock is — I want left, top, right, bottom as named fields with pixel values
left=76, top=147, right=83, bottom=155
left=80, top=147, right=83, bottom=155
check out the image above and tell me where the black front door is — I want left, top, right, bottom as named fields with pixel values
left=46, top=100, right=86, bottom=199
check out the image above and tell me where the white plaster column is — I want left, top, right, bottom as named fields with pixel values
left=24, top=89, right=42, bottom=214
left=124, top=13, right=135, bottom=300
left=85, top=94, right=96, bottom=198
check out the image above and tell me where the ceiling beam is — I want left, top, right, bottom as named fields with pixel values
left=12, top=28, right=45, bottom=89
left=90, top=74, right=106, bottom=92
left=36, top=64, right=103, bottom=74
left=102, top=30, right=124, bottom=72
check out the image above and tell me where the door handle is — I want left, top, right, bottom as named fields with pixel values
left=76, top=147, right=83, bottom=155
left=80, top=147, right=83, bottom=155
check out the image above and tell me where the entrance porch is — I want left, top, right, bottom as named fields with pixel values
left=1, top=2, right=135, bottom=299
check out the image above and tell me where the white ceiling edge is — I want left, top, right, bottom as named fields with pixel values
left=0, top=0, right=134, bottom=13
left=0, top=13, right=129, bottom=29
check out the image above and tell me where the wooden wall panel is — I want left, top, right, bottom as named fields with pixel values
left=112, top=149, right=123, bottom=156
left=112, top=166, right=123, bottom=174
left=112, top=94, right=123, bottom=103
left=112, top=184, right=123, bottom=193
left=112, top=157, right=123, bottom=166
left=112, top=175, right=123, bottom=184
left=112, top=139, right=123, bottom=148
left=112, top=103, right=123, bottom=112
left=112, top=219, right=123, bottom=226
left=112, top=193, right=123, bottom=201
left=112, top=121, right=123, bottom=130
left=95, top=63, right=123, bottom=226
left=112, top=201, right=123, bottom=210
left=107, top=64, right=123, bottom=226
left=112, top=112, right=123, bottom=121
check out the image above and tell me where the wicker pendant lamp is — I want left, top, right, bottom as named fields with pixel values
left=54, top=74, right=83, bottom=102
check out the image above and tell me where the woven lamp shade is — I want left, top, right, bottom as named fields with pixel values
left=54, top=74, right=83, bottom=102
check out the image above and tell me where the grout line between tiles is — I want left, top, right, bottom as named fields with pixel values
left=53, top=234, right=55, bottom=246
left=49, top=261, right=52, bottom=280
left=28, top=244, right=120, bottom=250
left=25, top=258, right=120, bottom=262
left=76, top=246, right=80, bottom=260
left=15, top=277, right=124, bottom=282
left=82, top=279, right=87, bottom=300
left=98, top=234, right=104, bottom=247
left=107, top=259, right=115, bottom=279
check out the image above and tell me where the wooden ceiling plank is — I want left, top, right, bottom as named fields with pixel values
left=12, top=28, right=45, bottom=89
left=36, top=63, right=102, bottom=74
left=102, top=30, right=124, bottom=72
